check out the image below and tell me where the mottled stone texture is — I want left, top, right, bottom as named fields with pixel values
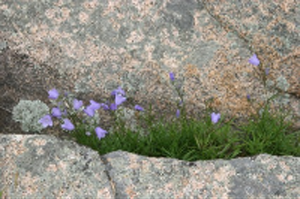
left=1, top=134, right=299, bottom=198
left=0, top=0, right=299, bottom=125
left=0, top=135, right=113, bottom=198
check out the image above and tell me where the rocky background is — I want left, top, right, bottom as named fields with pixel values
left=0, top=1, right=299, bottom=198
left=0, top=0, right=299, bottom=135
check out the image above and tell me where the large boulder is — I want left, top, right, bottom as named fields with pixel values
left=0, top=134, right=299, bottom=198
left=0, top=0, right=299, bottom=128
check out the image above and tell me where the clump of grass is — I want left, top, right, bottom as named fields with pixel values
left=71, top=96, right=299, bottom=161
left=69, top=55, right=300, bottom=161
left=14, top=54, right=299, bottom=161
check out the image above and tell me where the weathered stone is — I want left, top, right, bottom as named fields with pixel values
left=1, top=134, right=299, bottom=198
left=0, top=0, right=299, bottom=127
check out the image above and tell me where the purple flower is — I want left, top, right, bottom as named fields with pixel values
left=73, top=99, right=83, bottom=110
left=39, top=115, right=53, bottom=128
left=95, top=127, right=108, bottom=140
left=110, top=103, right=117, bottom=111
left=248, top=54, right=260, bottom=66
left=134, top=105, right=144, bottom=111
left=89, top=100, right=101, bottom=110
left=52, top=107, right=62, bottom=118
left=84, top=105, right=96, bottom=117
left=247, top=94, right=251, bottom=101
left=115, top=94, right=126, bottom=106
left=169, top=72, right=175, bottom=81
left=61, top=118, right=75, bottom=131
left=265, top=67, right=270, bottom=75
left=176, top=109, right=180, bottom=118
left=100, top=103, right=110, bottom=110
left=111, top=86, right=126, bottom=96
left=211, top=112, right=221, bottom=124
left=48, top=88, right=59, bottom=100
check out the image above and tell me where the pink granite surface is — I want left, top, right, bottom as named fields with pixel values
left=0, top=0, right=299, bottom=125
left=0, top=1, right=299, bottom=197
left=1, top=134, right=299, bottom=198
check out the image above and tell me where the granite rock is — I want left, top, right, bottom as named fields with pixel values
left=0, top=134, right=299, bottom=198
left=0, top=0, right=299, bottom=127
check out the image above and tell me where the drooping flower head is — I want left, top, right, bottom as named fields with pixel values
left=134, top=105, right=144, bottom=111
left=246, top=94, right=251, bottom=101
left=48, top=88, right=59, bottom=100
left=61, top=118, right=75, bottom=131
left=84, top=100, right=101, bottom=117
left=84, top=105, right=96, bottom=117
left=51, top=107, right=62, bottom=118
left=248, top=54, right=260, bottom=66
left=110, top=103, right=117, bottom=111
left=211, top=112, right=221, bottom=124
left=95, top=127, right=108, bottom=140
left=89, top=100, right=101, bottom=110
left=115, top=94, right=126, bottom=106
left=169, top=72, right=175, bottom=81
left=39, top=115, right=53, bottom=128
left=176, top=109, right=180, bottom=118
left=111, top=86, right=126, bottom=96
left=73, top=99, right=83, bottom=111
left=100, top=103, right=110, bottom=110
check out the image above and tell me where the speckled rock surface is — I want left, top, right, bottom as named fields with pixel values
left=1, top=134, right=299, bottom=198
left=0, top=134, right=113, bottom=198
left=0, top=0, right=299, bottom=126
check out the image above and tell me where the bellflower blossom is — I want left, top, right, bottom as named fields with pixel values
left=135, top=105, right=144, bottom=111
left=84, top=100, right=101, bottom=117
left=61, top=118, right=75, bottom=131
left=211, top=112, right=221, bottom=124
left=48, top=88, right=59, bottom=99
left=111, top=86, right=126, bottom=96
left=169, top=72, right=175, bottom=81
left=95, top=127, right=108, bottom=140
left=52, top=107, right=62, bottom=118
left=73, top=99, right=83, bottom=110
left=249, top=54, right=260, bottom=66
left=115, top=94, right=126, bottom=106
left=176, top=109, right=180, bottom=118
left=38, top=115, right=53, bottom=128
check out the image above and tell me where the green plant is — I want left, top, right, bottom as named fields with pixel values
left=14, top=54, right=299, bottom=161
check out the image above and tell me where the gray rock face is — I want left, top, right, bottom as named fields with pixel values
left=1, top=134, right=299, bottom=198
left=0, top=0, right=299, bottom=127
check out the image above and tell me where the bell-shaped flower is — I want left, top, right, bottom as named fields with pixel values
left=61, top=118, right=75, bottom=131
left=248, top=54, right=260, bottom=66
left=115, top=94, right=126, bottom=106
left=110, top=103, right=117, bottom=111
left=169, top=72, right=175, bottom=81
left=134, top=105, right=144, bottom=111
left=48, top=88, right=59, bottom=100
left=73, top=99, right=83, bottom=110
left=52, top=107, right=62, bottom=118
left=95, top=127, right=108, bottom=140
left=100, top=103, right=110, bottom=110
left=38, top=115, right=53, bottom=128
left=111, top=86, right=126, bottom=96
left=84, top=105, right=96, bottom=117
left=89, top=100, right=101, bottom=110
left=176, top=109, right=180, bottom=118
left=211, top=112, right=221, bottom=124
